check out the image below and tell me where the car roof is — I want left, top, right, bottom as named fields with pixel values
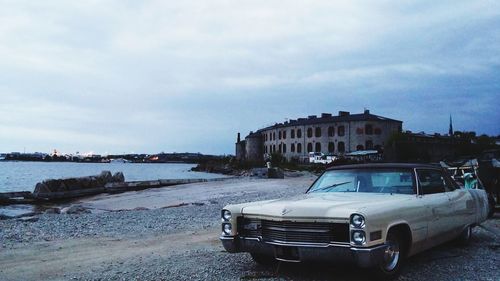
left=326, top=163, right=441, bottom=171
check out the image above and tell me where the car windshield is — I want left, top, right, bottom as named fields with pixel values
left=307, top=169, right=416, bottom=194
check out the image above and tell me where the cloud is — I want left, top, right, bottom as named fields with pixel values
left=0, top=0, right=499, bottom=154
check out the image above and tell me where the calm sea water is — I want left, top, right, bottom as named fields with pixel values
left=0, top=161, right=225, bottom=192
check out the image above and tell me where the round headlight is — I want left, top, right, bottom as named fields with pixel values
left=351, top=214, right=365, bottom=228
left=222, top=210, right=232, bottom=221
left=222, top=223, right=232, bottom=235
left=352, top=230, right=366, bottom=245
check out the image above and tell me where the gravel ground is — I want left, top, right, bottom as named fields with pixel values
left=0, top=176, right=499, bottom=281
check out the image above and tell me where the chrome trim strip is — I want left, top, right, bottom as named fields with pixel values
left=350, top=243, right=387, bottom=252
left=262, top=239, right=350, bottom=248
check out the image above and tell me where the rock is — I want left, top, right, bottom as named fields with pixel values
left=133, top=207, right=149, bottom=211
left=34, top=182, right=50, bottom=193
left=112, top=172, right=125, bottom=182
left=45, top=207, right=61, bottom=214
left=17, top=216, right=39, bottom=222
left=61, top=205, right=91, bottom=214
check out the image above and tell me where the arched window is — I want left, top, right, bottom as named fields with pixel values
left=315, top=142, right=321, bottom=152
left=338, top=126, right=345, bottom=136
left=278, top=143, right=282, bottom=153
left=282, top=130, right=286, bottom=139
left=291, top=129, right=295, bottom=139
left=273, top=145, right=276, bottom=153
left=374, top=128, right=382, bottom=135
left=307, top=128, right=313, bottom=138
left=283, top=144, right=287, bottom=153
left=328, top=142, right=335, bottom=153
left=315, top=127, right=321, bottom=137
left=307, top=143, right=313, bottom=153
left=365, top=124, right=373, bottom=135
left=338, top=142, right=345, bottom=153
left=356, top=145, right=364, bottom=151
left=278, top=131, right=282, bottom=140
left=297, top=129, right=302, bottom=138
left=328, top=126, right=335, bottom=137
left=365, top=140, right=373, bottom=150
left=273, top=132, right=276, bottom=140
left=291, top=143, right=295, bottom=152
left=297, top=143, right=302, bottom=153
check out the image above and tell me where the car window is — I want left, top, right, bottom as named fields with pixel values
left=308, top=169, right=415, bottom=194
left=417, top=169, right=448, bottom=195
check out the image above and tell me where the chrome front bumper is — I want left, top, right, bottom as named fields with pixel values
left=220, top=236, right=387, bottom=268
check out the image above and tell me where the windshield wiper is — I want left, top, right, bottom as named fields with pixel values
left=311, top=181, right=352, bottom=192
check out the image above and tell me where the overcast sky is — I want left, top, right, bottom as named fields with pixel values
left=1, top=1, right=499, bottom=155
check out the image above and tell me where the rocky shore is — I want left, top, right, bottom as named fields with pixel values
left=1, top=174, right=499, bottom=281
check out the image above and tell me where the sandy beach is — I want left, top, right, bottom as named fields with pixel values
left=1, top=174, right=499, bottom=281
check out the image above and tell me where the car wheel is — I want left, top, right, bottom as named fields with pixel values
left=456, top=225, right=472, bottom=245
left=250, top=253, right=277, bottom=266
left=373, top=232, right=403, bottom=280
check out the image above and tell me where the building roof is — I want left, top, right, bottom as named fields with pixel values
left=256, top=111, right=402, bottom=133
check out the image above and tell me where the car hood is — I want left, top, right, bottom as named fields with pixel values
left=241, top=192, right=414, bottom=219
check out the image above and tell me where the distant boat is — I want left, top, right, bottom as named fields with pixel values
left=109, top=158, right=131, bottom=163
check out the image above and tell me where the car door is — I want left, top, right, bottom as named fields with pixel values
left=416, top=169, right=455, bottom=247
left=444, top=175, right=476, bottom=234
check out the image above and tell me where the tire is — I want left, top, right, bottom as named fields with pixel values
left=456, top=225, right=472, bottom=246
left=250, top=253, right=277, bottom=266
left=373, top=232, right=404, bottom=280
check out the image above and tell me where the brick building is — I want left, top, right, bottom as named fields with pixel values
left=236, top=110, right=402, bottom=162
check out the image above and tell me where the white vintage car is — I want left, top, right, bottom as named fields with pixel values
left=220, top=164, right=490, bottom=279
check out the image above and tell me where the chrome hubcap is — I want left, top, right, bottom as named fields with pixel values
left=383, top=241, right=400, bottom=271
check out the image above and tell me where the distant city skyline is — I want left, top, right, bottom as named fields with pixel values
left=1, top=1, right=499, bottom=155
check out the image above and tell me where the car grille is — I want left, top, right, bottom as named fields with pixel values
left=237, top=217, right=349, bottom=244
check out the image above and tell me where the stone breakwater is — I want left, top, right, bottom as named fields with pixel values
left=0, top=171, right=230, bottom=206
left=34, top=171, right=125, bottom=194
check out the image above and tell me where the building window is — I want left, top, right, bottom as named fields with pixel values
left=365, top=124, right=373, bottom=135
left=291, top=129, right=295, bottom=139
left=328, top=142, right=335, bottom=153
left=283, top=144, right=287, bottom=153
left=365, top=140, right=373, bottom=150
left=291, top=143, right=295, bottom=152
left=356, top=145, right=364, bottom=151
left=315, top=127, right=321, bottom=137
left=338, top=126, right=345, bottom=136
left=297, top=143, right=302, bottom=153
left=374, top=128, right=382, bottom=135
left=273, top=145, right=276, bottom=153
left=356, top=128, right=364, bottom=135
left=278, top=131, right=282, bottom=140
left=315, top=142, right=321, bottom=152
left=273, top=132, right=276, bottom=140
left=283, top=130, right=287, bottom=139
left=307, top=128, right=313, bottom=138
left=328, top=126, right=335, bottom=137
left=297, top=129, right=302, bottom=138
left=307, top=143, right=313, bottom=153
left=338, top=142, right=345, bottom=153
